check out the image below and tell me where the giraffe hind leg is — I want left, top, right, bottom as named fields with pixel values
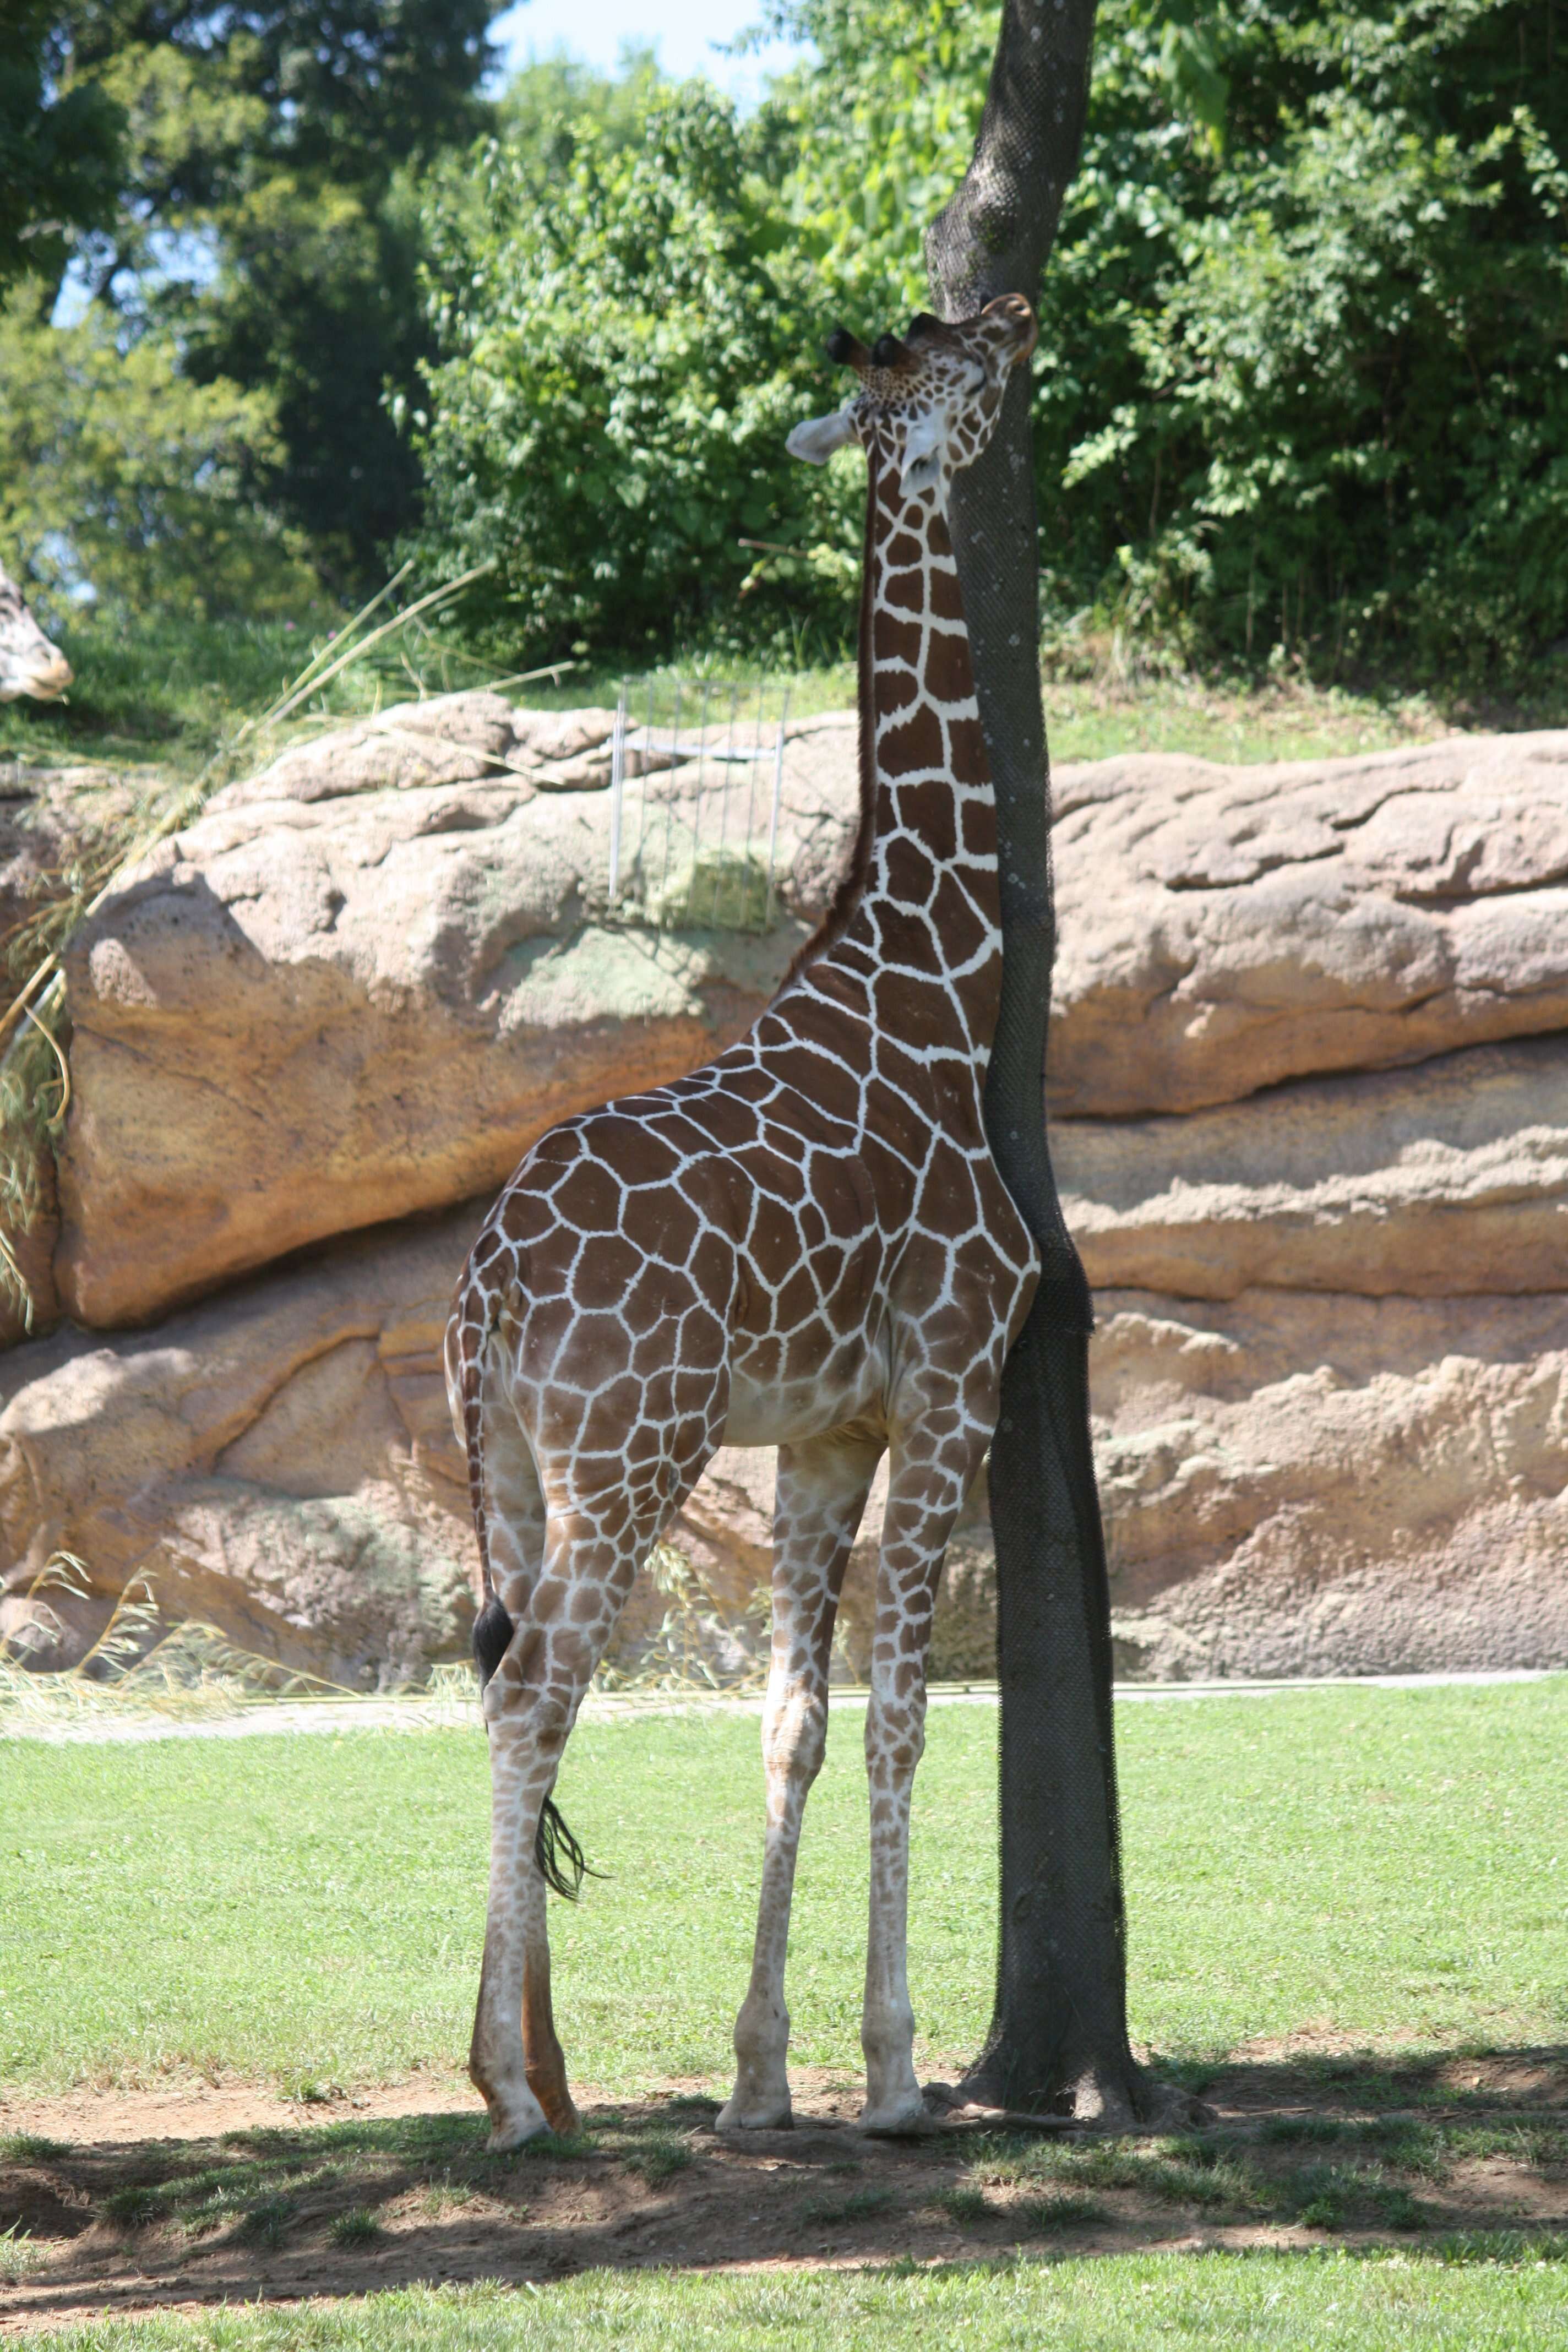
left=467, top=1412, right=563, bottom=2148
left=465, top=1408, right=589, bottom=1907
left=472, top=1480, right=694, bottom=2150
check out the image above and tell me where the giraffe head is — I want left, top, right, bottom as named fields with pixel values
left=0, top=566, right=72, bottom=705
left=786, top=295, right=1036, bottom=509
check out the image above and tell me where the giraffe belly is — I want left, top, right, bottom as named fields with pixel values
left=721, top=1338, right=889, bottom=1450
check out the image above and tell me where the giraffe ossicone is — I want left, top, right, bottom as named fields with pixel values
left=446, top=295, right=1042, bottom=2151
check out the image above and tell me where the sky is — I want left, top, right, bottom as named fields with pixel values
left=52, top=0, right=799, bottom=331
left=489, top=0, right=808, bottom=102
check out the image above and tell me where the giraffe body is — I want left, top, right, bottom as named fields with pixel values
left=447, top=297, right=1042, bottom=2149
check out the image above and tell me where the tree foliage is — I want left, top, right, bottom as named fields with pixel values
left=0, top=1, right=123, bottom=290
left=47, top=0, right=503, bottom=587
left=405, top=78, right=861, bottom=658
left=1036, top=0, right=1568, bottom=683
left=0, top=286, right=316, bottom=620
left=411, top=0, right=1568, bottom=685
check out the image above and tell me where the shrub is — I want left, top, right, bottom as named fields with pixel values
left=405, top=82, right=857, bottom=665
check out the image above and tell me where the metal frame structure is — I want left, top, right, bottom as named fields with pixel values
left=607, top=678, right=791, bottom=933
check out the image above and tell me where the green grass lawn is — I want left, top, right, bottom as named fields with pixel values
left=4, top=1682, right=1563, bottom=2097
left=6, top=1686, right=1565, bottom=2351
left=1, top=603, right=1518, bottom=782
left=10, top=2257, right=1568, bottom=2351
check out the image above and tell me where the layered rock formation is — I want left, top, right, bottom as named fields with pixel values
left=1057, top=1037, right=1568, bottom=1300
left=1048, top=732, right=1568, bottom=1114
left=0, top=1206, right=484, bottom=1682
left=2, top=693, right=1564, bottom=1683
left=1092, top=1288, right=1568, bottom=1678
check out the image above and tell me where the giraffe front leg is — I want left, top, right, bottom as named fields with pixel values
left=859, top=1667, right=929, bottom=2133
left=717, top=1427, right=884, bottom=2133
left=858, top=1423, right=982, bottom=2135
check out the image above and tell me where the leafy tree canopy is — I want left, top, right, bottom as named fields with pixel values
left=0, top=1, right=123, bottom=290
left=405, top=71, right=856, bottom=660
left=0, top=282, right=317, bottom=621
left=45, top=0, right=506, bottom=587
left=64, top=0, right=499, bottom=259
left=410, top=0, right=1568, bottom=689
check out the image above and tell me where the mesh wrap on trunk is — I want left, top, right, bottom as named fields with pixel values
left=925, top=0, right=1139, bottom=2113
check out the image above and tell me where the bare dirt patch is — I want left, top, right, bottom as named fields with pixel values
left=2, top=2052, right=1564, bottom=2333
left=0, top=2077, right=476, bottom=2152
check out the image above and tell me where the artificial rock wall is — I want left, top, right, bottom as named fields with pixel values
left=3, top=698, right=1565, bottom=1682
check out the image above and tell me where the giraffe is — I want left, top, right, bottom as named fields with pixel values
left=0, top=564, right=72, bottom=704
left=445, top=293, right=1042, bottom=2152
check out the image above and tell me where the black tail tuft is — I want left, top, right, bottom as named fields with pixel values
left=536, top=1796, right=598, bottom=1901
left=472, top=1596, right=514, bottom=1689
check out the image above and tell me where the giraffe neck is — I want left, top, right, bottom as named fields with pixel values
left=823, top=434, right=1001, bottom=1064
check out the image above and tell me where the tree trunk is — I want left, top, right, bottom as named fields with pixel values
left=925, top=0, right=1195, bottom=2126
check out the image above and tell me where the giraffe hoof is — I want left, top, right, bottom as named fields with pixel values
left=484, top=2113, right=552, bottom=2153
left=478, top=2086, right=552, bottom=2152
left=715, top=2093, right=794, bottom=2133
left=857, top=2088, right=932, bottom=2137
left=526, top=2070, right=581, bottom=2138
left=539, top=2092, right=582, bottom=2138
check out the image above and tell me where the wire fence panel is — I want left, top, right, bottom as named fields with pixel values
left=608, top=677, right=791, bottom=934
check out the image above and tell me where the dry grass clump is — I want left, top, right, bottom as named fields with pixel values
left=592, top=1541, right=769, bottom=1696
left=0, top=1558, right=355, bottom=1732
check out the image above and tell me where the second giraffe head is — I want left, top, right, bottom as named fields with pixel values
left=786, top=294, right=1036, bottom=509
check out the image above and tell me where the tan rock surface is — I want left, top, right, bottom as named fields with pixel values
left=19, top=710, right=1568, bottom=1681
left=1, top=759, right=138, bottom=1004
left=1092, top=1288, right=1568, bottom=1676
left=0, top=762, right=128, bottom=1342
left=53, top=720, right=1568, bottom=1329
left=1058, top=1036, right=1568, bottom=1299
left=54, top=692, right=861, bottom=1328
left=225, top=693, right=653, bottom=807
left=0, top=1190, right=987, bottom=1686
left=1049, top=730, right=1568, bottom=1114
left=0, top=1202, right=486, bottom=1685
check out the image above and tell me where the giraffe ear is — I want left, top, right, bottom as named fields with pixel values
left=786, top=409, right=858, bottom=465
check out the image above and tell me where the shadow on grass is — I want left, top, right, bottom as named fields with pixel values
left=1, top=2048, right=1562, bottom=2321
left=1152, top=2041, right=1568, bottom=2119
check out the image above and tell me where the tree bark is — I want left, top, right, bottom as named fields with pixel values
left=925, top=0, right=1195, bottom=2126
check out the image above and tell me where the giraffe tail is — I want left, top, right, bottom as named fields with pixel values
left=536, top=1799, right=593, bottom=1901
left=454, top=1276, right=515, bottom=1690
left=454, top=1270, right=594, bottom=1903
